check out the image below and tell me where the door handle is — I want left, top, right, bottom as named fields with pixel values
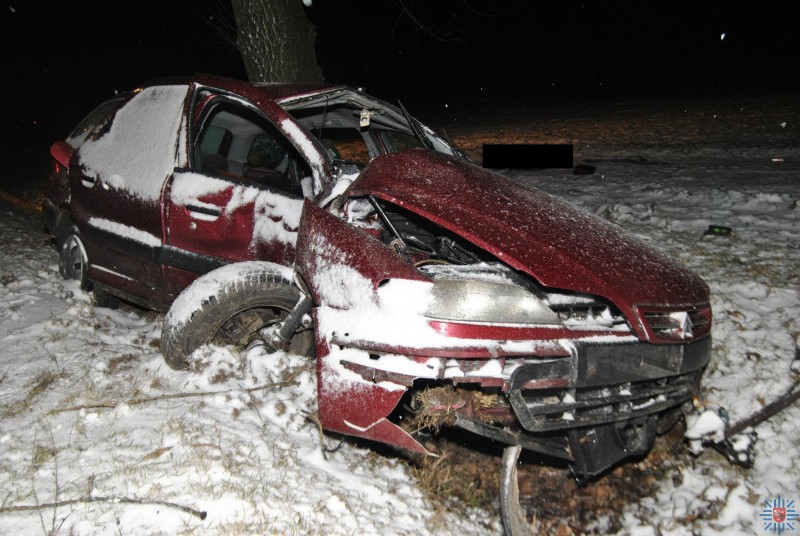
left=186, top=204, right=221, bottom=217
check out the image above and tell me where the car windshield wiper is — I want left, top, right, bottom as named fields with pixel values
left=398, top=100, right=434, bottom=150
left=441, top=127, right=469, bottom=161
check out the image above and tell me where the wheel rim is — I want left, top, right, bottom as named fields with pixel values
left=62, top=235, right=87, bottom=282
left=215, top=305, right=313, bottom=356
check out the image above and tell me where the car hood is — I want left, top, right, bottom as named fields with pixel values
left=347, top=149, right=709, bottom=321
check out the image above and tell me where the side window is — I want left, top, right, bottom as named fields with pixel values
left=78, top=85, right=189, bottom=203
left=193, top=97, right=310, bottom=197
left=197, top=125, right=233, bottom=175
left=198, top=125, right=232, bottom=157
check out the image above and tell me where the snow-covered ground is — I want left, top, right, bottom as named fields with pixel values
left=1, top=96, right=798, bottom=534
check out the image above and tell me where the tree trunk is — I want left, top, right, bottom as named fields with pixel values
left=231, top=0, right=322, bottom=84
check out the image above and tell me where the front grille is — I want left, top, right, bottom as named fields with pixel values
left=507, top=337, right=710, bottom=432
left=688, top=309, right=712, bottom=334
left=640, top=305, right=712, bottom=342
left=546, top=293, right=629, bottom=330
left=509, top=373, right=700, bottom=432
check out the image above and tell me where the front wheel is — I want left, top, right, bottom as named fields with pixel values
left=161, top=262, right=314, bottom=370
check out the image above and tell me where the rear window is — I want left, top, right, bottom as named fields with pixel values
left=66, top=97, right=126, bottom=148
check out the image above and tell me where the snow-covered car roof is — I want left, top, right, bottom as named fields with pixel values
left=138, top=73, right=347, bottom=104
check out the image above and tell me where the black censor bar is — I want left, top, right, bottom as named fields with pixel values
left=482, top=144, right=573, bottom=169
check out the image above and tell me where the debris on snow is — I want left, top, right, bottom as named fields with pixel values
left=685, top=409, right=727, bottom=454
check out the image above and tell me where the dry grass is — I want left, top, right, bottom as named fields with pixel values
left=411, top=440, right=502, bottom=515
left=106, top=353, right=138, bottom=374
left=413, top=385, right=499, bottom=433
left=409, top=416, right=693, bottom=534
left=1, top=369, right=67, bottom=418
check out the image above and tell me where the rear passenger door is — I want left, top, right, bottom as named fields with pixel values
left=162, top=92, right=307, bottom=295
left=70, top=85, right=189, bottom=307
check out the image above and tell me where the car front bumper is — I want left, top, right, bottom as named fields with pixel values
left=316, top=321, right=711, bottom=478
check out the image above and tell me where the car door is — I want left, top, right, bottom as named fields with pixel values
left=70, top=84, right=190, bottom=307
left=161, top=91, right=307, bottom=295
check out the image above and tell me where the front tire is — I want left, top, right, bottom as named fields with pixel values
left=161, top=262, right=314, bottom=370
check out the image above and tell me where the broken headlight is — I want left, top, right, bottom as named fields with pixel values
left=425, top=279, right=562, bottom=325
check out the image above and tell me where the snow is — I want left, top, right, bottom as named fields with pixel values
left=313, top=264, right=541, bottom=353
left=336, top=351, right=442, bottom=379
left=169, top=172, right=230, bottom=205
left=1, top=96, right=799, bottom=534
left=279, top=118, right=327, bottom=195
left=170, top=171, right=305, bottom=245
left=419, top=262, right=519, bottom=286
left=87, top=217, right=161, bottom=247
left=684, top=409, right=727, bottom=454
left=78, top=86, right=188, bottom=202
left=164, top=261, right=295, bottom=331
left=318, top=169, right=360, bottom=207
left=321, top=347, right=408, bottom=396
left=251, top=189, right=304, bottom=246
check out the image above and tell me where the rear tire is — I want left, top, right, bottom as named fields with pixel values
left=58, top=224, right=91, bottom=291
left=161, top=262, right=314, bottom=370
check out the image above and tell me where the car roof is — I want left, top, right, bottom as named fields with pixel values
left=138, top=73, right=347, bottom=104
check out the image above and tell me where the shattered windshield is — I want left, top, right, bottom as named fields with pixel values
left=278, top=88, right=457, bottom=168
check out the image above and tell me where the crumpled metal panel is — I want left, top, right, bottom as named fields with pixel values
left=314, top=332, right=431, bottom=456
left=348, top=148, right=710, bottom=340
left=296, top=201, right=432, bottom=454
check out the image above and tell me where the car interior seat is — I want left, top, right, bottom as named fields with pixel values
left=200, top=153, right=229, bottom=175
left=242, top=133, right=292, bottom=191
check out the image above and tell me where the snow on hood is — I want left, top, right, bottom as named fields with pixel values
left=347, top=149, right=709, bottom=317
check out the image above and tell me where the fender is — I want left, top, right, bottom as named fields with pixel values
left=296, top=200, right=432, bottom=455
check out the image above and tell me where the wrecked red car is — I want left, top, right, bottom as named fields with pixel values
left=44, top=74, right=711, bottom=479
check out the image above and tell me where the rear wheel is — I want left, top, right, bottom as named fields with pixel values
left=161, top=263, right=314, bottom=370
left=58, top=224, right=90, bottom=290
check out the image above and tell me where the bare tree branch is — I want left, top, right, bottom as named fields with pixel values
left=391, top=0, right=469, bottom=44
left=197, top=0, right=238, bottom=47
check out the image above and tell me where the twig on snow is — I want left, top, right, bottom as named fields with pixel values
left=47, top=366, right=310, bottom=415
left=303, top=410, right=344, bottom=460
left=0, top=495, right=207, bottom=520
left=30, top=429, right=48, bottom=536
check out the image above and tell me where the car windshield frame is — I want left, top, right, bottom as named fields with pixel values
left=277, top=88, right=458, bottom=166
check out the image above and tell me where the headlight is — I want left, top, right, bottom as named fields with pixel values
left=425, top=279, right=562, bottom=325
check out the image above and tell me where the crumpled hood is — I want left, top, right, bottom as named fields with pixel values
left=348, top=149, right=709, bottom=323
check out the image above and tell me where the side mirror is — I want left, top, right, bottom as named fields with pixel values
left=50, top=141, right=73, bottom=169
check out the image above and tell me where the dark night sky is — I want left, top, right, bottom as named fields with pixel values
left=1, top=0, right=798, bottom=146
